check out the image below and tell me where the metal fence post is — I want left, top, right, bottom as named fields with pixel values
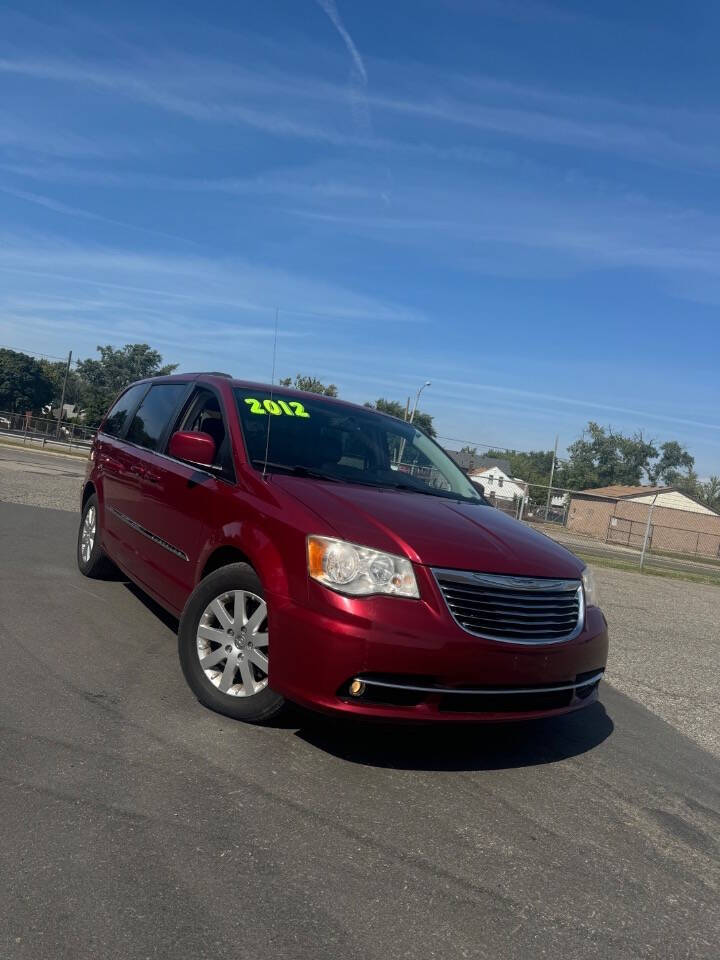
left=639, top=493, right=658, bottom=571
left=544, top=435, right=559, bottom=522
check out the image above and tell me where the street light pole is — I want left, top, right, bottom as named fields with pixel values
left=409, top=380, right=431, bottom=424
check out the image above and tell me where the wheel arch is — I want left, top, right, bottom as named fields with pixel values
left=200, top=545, right=254, bottom=580
left=81, top=481, right=96, bottom=509
left=196, top=526, right=292, bottom=598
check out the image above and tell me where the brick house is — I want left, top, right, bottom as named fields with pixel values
left=567, top=485, right=720, bottom=557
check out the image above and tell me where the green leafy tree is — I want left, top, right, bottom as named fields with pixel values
left=365, top=398, right=437, bottom=437
left=562, top=422, right=658, bottom=489
left=77, top=344, right=177, bottom=426
left=38, top=359, right=85, bottom=420
left=558, top=423, right=696, bottom=491
left=647, top=441, right=696, bottom=485
left=674, top=468, right=700, bottom=499
left=0, top=348, right=55, bottom=412
left=278, top=374, right=338, bottom=397
left=699, top=475, right=720, bottom=511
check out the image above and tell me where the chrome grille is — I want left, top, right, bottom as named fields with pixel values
left=433, top=569, right=583, bottom=644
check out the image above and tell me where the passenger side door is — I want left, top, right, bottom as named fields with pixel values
left=125, top=384, right=236, bottom=614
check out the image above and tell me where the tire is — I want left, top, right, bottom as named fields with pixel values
left=178, top=562, right=286, bottom=724
left=77, top=494, right=115, bottom=579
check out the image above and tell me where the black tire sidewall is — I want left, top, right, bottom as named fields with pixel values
left=178, top=563, right=285, bottom=723
left=77, top=494, right=109, bottom=578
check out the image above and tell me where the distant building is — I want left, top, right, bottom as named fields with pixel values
left=41, top=403, right=83, bottom=421
left=573, top=484, right=717, bottom=516
left=447, top=450, right=512, bottom=476
left=469, top=466, right=528, bottom=503
left=567, top=484, right=720, bottom=557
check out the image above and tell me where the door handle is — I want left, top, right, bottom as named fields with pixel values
left=129, top=464, right=145, bottom=477
left=144, top=471, right=161, bottom=484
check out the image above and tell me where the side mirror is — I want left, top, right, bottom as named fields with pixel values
left=169, top=430, right=216, bottom=467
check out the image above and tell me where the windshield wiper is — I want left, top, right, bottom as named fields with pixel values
left=383, top=481, right=480, bottom=503
left=251, top=460, right=341, bottom=483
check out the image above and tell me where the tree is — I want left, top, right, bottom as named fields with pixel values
left=77, top=344, right=177, bottom=426
left=38, top=358, right=85, bottom=420
left=562, top=422, right=659, bottom=490
left=278, top=374, right=338, bottom=397
left=460, top=445, right=478, bottom=456
left=559, top=422, right=697, bottom=491
left=699, top=476, right=720, bottom=511
left=0, top=348, right=55, bottom=412
left=674, top=468, right=700, bottom=499
left=485, top=447, right=557, bottom=505
left=365, top=398, right=437, bottom=437
left=647, top=441, right=695, bottom=485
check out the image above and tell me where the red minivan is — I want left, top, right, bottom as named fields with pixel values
left=78, top=373, right=608, bottom=724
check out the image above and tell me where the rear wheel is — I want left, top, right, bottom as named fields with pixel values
left=178, top=563, right=286, bottom=723
left=77, top=494, right=114, bottom=578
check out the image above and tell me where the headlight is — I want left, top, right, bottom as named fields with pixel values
left=307, top=535, right=419, bottom=598
left=582, top=567, right=598, bottom=607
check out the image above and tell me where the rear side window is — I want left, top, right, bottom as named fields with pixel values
left=102, top=383, right=148, bottom=437
left=126, top=384, right=187, bottom=451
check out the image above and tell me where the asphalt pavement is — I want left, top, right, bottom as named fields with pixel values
left=1, top=501, right=719, bottom=960
left=0, top=443, right=86, bottom=511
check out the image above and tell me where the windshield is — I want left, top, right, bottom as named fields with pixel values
left=234, top=388, right=482, bottom=503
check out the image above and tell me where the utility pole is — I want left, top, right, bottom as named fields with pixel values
left=56, top=350, right=72, bottom=439
left=639, top=492, right=658, bottom=571
left=404, top=397, right=410, bottom=421
left=544, top=434, right=559, bottom=522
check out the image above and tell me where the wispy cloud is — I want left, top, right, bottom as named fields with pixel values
left=0, top=184, right=195, bottom=245
left=1, top=52, right=717, bottom=170
left=431, top=378, right=720, bottom=434
left=0, top=235, right=425, bottom=327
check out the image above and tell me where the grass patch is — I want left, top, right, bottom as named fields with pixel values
left=0, top=436, right=89, bottom=460
left=576, top=551, right=720, bottom=588
left=647, top=548, right=720, bottom=569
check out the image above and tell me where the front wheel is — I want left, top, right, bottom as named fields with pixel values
left=178, top=563, right=286, bottom=724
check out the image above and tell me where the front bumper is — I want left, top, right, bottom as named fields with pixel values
left=266, top=572, right=610, bottom=723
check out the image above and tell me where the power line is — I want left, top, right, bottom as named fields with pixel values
left=0, top=343, right=82, bottom=365
left=436, top=434, right=517, bottom=453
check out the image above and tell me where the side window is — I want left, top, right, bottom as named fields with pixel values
left=102, top=383, right=148, bottom=438
left=172, top=387, right=234, bottom=477
left=126, top=384, right=188, bottom=451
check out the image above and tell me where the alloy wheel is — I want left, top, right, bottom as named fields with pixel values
left=80, top=505, right=96, bottom=564
left=196, top=590, right=269, bottom=697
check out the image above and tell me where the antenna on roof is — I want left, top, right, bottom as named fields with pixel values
left=262, top=307, right=279, bottom=479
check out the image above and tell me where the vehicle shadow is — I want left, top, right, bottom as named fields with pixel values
left=123, top=581, right=179, bottom=632
left=293, top=702, right=614, bottom=771
left=117, top=579, right=614, bottom=770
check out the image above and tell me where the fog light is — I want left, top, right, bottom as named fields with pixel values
left=349, top=679, right=366, bottom=697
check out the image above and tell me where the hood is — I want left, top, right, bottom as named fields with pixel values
left=273, top=477, right=583, bottom=578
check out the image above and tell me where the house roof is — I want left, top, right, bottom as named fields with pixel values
left=580, top=484, right=669, bottom=498
left=472, top=466, right=526, bottom=484
left=446, top=451, right=512, bottom=475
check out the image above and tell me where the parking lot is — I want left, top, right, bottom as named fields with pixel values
left=1, top=448, right=719, bottom=959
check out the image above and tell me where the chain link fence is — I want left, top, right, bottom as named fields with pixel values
left=0, top=409, right=95, bottom=453
left=476, top=478, right=720, bottom=580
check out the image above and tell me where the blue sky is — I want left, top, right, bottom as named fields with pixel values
left=1, top=0, right=719, bottom=473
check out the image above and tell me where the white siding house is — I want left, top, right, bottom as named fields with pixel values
left=470, top=466, right=527, bottom=502
left=630, top=490, right=717, bottom=515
